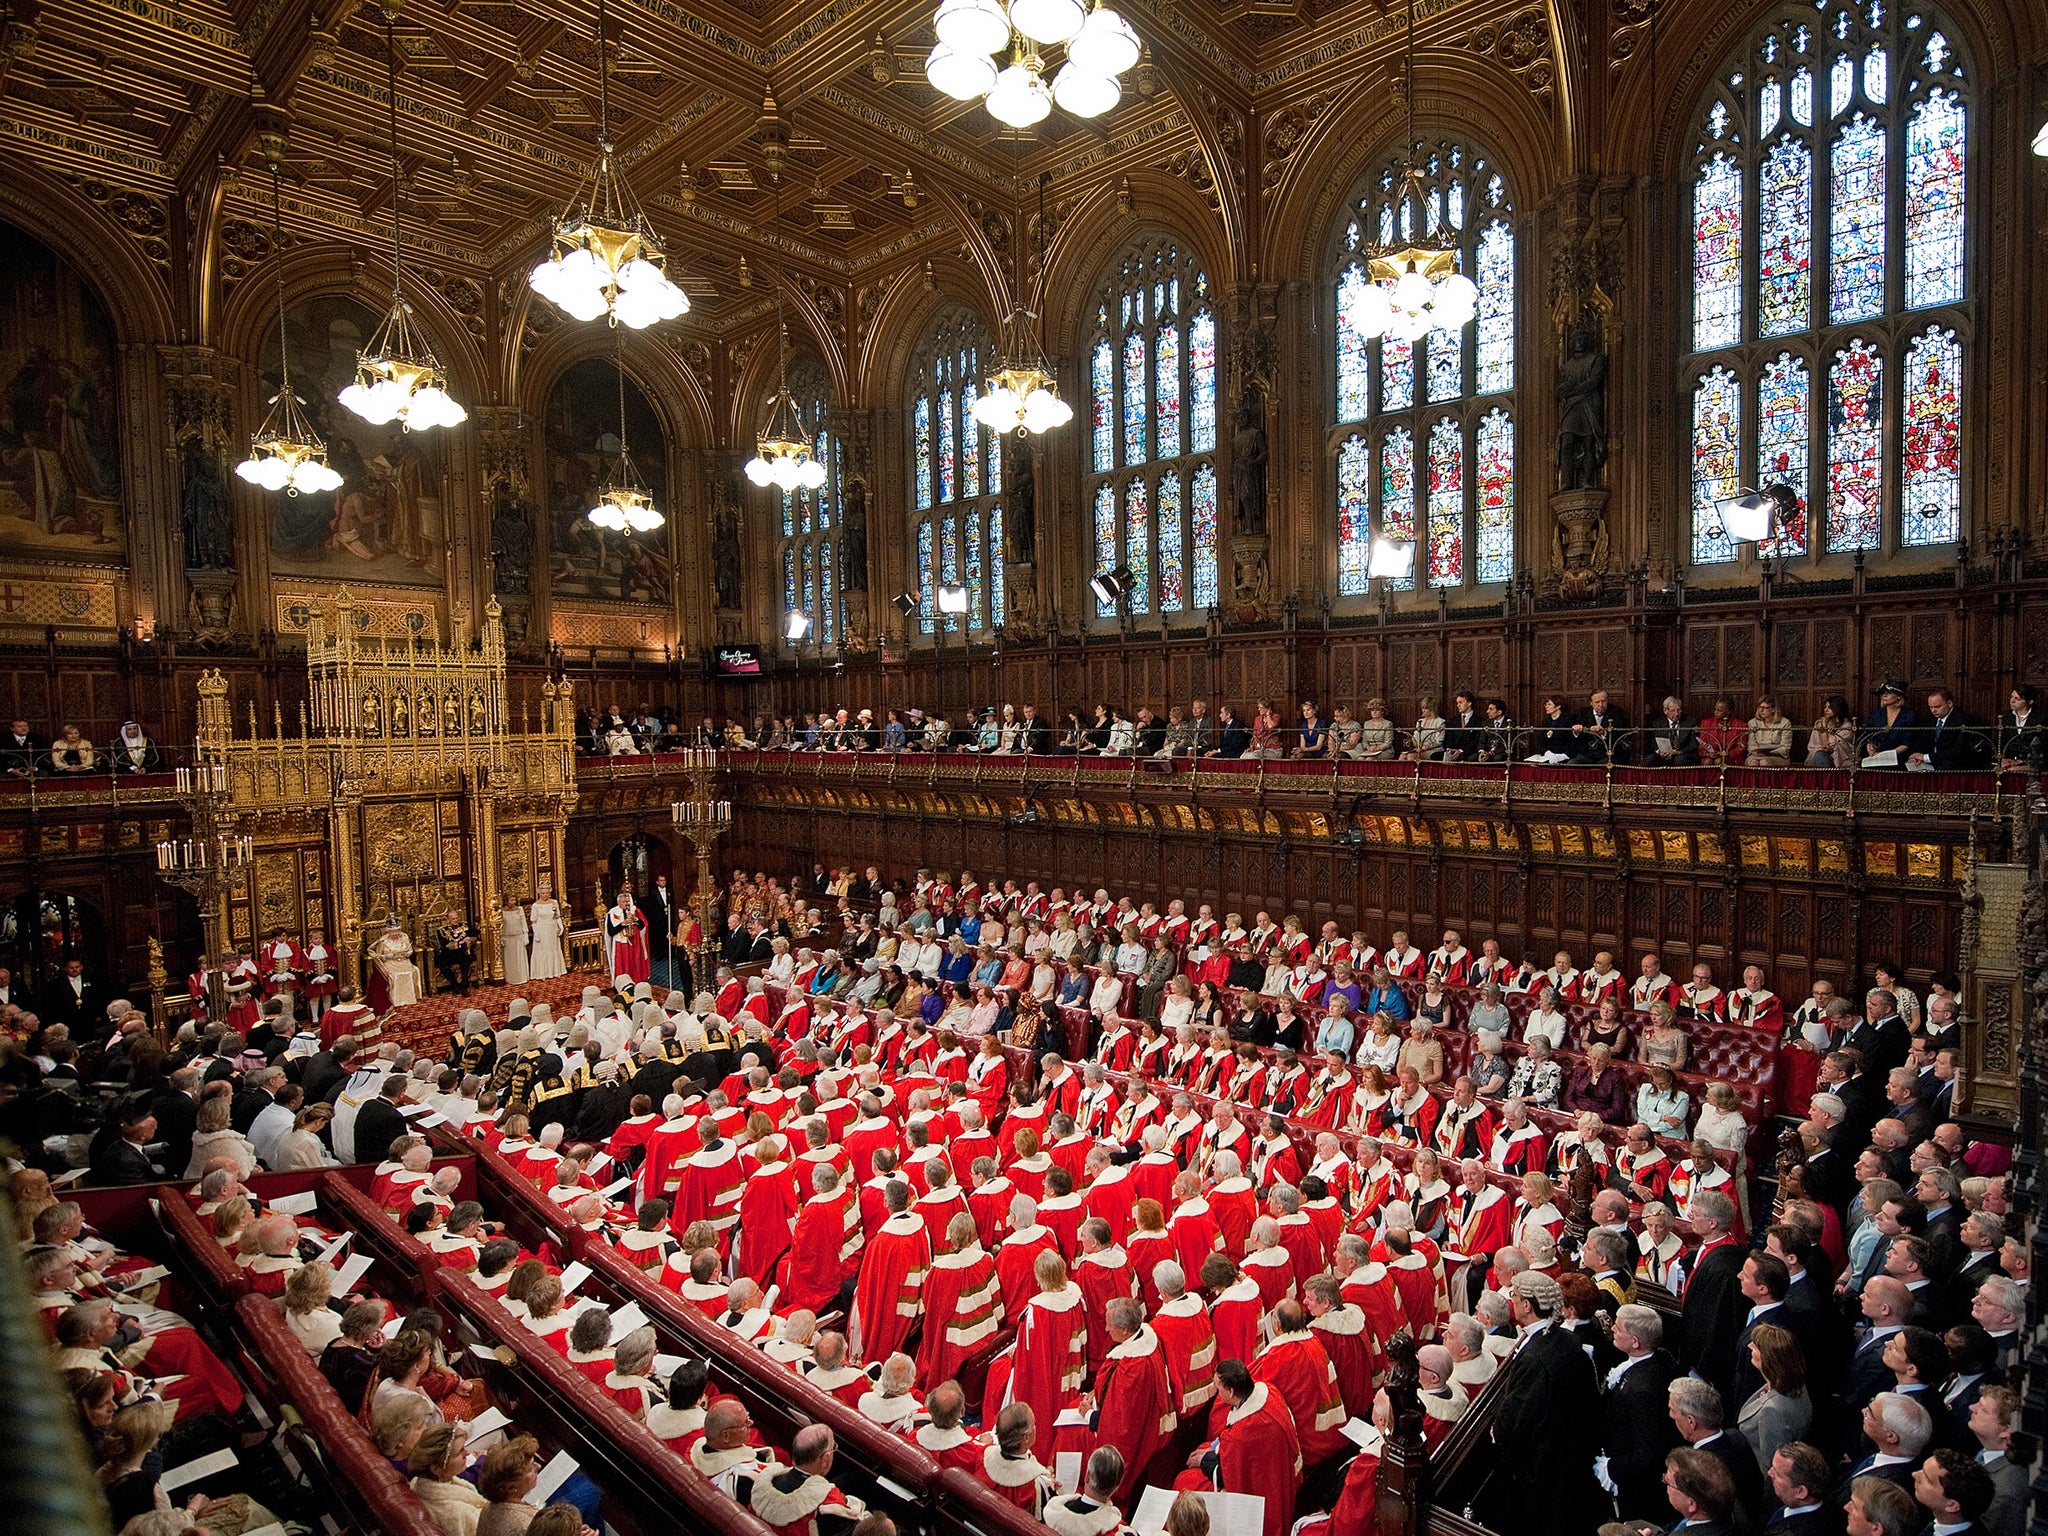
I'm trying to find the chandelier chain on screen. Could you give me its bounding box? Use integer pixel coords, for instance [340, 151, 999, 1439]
[385, 9, 404, 304]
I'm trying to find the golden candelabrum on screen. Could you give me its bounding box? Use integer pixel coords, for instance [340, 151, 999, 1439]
[154, 757, 250, 1020]
[671, 748, 731, 996]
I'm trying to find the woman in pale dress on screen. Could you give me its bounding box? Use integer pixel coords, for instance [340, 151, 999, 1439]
[373, 917, 423, 1007]
[526, 881, 566, 980]
[500, 899, 530, 988]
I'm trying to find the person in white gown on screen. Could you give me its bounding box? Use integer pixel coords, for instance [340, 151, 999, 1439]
[527, 880, 567, 980]
[501, 899, 530, 987]
[372, 917, 423, 1008]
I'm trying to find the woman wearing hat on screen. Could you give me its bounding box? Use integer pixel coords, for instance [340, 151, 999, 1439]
[1861, 677, 1920, 764]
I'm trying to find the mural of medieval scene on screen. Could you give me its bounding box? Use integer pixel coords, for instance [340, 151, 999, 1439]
[543, 356, 671, 606]
[0, 224, 125, 561]
[262, 294, 447, 587]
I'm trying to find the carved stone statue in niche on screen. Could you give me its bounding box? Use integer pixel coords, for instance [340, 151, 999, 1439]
[1556, 322, 1608, 491]
[1006, 439, 1036, 560]
[840, 476, 868, 591]
[711, 483, 744, 612]
[489, 486, 534, 642]
[1231, 385, 1269, 536]
[180, 438, 233, 571]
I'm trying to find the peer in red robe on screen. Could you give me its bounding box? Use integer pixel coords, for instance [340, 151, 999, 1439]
[1253, 1317, 1349, 1464]
[917, 1230, 1003, 1391]
[1074, 1240, 1138, 1379]
[674, 1137, 747, 1246]
[1175, 1377, 1301, 1536]
[996, 1222, 1058, 1311]
[738, 1152, 801, 1284]
[850, 1207, 930, 1363]
[1000, 1264, 1087, 1459]
[1077, 1320, 1175, 1501]
[1209, 1270, 1265, 1369]
[780, 1186, 856, 1314]
[1305, 1294, 1376, 1427]
[1151, 1288, 1219, 1418]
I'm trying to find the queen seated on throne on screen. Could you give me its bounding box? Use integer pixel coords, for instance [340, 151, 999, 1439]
[368, 914, 423, 1011]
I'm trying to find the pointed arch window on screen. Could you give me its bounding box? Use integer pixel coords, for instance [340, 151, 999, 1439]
[909, 310, 1005, 637]
[1685, 1, 1969, 566]
[1332, 138, 1517, 595]
[773, 358, 841, 649]
[1085, 239, 1219, 619]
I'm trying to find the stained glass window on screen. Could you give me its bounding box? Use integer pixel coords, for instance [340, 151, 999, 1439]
[1190, 308, 1218, 451]
[1155, 325, 1183, 460]
[1686, 2, 1968, 565]
[1191, 466, 1219, 609]
[1904, 90, 1965, 308]
[936, 383, 956, 503]
[1757, 354, 1812, 557]
[964, 512, 983, 620]
[1694, 152, 1744, 351]
[1425, 419, 1465, 586]
[1758, 138, 1812, 335]
[989, 506, 1005, 628]
[1382, 337, 1414, 411]
[1475, 223, 1514, 395]
[1380, 425, 1416, 592]
[1474, 410, 1514, 584]
[1093, 483, 1118, 617]
[917, 523, 935, 634]
[1337, 435, 1372, 596]
[909, 311, 1004, 635]
[1157, 473, 1185, 610]
[1123, 479, 1151, 615]
[1086, 241, 1217, 619]
[1692, 366, 1743, 566]
[1426, 323, 1462, 403]
[1121, 331, 1147, 467]
[959, 381, 980, 498]
[1900, 325, 1960, 546]
[1826, 339, 1884, 551]
[1829, 114, 1887, 323]
[772, 358, 839, 649]
[1336, 270, 1371, 422]
[1332, 135, 1515, 591]
[913, 398, 932, 510]
[1091, 340, 1114, 473]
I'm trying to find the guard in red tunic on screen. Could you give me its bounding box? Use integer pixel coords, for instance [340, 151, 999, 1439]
[605, 889, 652, 985]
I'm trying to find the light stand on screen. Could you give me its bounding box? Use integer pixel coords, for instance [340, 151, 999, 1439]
[670, 748, 732, 996]
[154, 759, 252, 1021]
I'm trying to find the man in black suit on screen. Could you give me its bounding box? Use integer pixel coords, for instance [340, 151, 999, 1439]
[350, 1073, 412, 1167]
[230, 1065, 279, 1135]
[87, 1100, 161, 1185]
[1211, 705, 1250, 758]
[40, 958, 103, 1036]
[645, 875, 676, 989]
[1480, 1271, 1605, 1536]
[1762, 1442, 1843, 1536]
[1907, 689, 1990, 772]
[1664, 1446, 1740, 1536]
[1670, 1376, 1767, 1526]
[1440, 690, 1484, 762]
[1911, 1447, 1997, 1536]
[1728, 1252, 1829, 1410]
[1572, 687, 1631, 762]
[1946, 1212, 2004, 1317]
[1846, 990, 1913, 1079]
[1916, 1167, 1965, 1277]
[746, 923, 775, 965]
[1648, 695, 1704, 767]
[722, 912, 751, 965]
[1880, 1066, 1936, 1147]
[1835, 1391, 1935, 1503]
[1681, 1191, 1750, 1391]
[1016, 704, 1049, 756]
[148, 1067, 203, 1178]
[1604, 1303, 1684, 1520]
[0, 719, 45, 776]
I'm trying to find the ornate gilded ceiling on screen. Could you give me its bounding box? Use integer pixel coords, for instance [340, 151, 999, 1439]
[0, 0, 1519, 338]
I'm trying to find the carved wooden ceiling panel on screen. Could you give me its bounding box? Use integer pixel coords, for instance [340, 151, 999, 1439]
[0, 0, 1529, 334]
